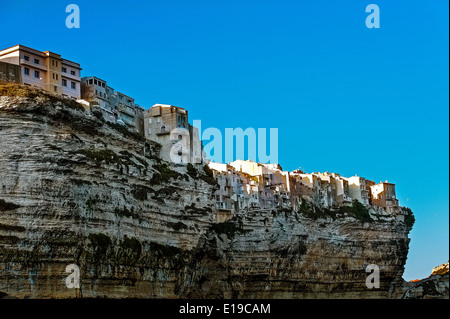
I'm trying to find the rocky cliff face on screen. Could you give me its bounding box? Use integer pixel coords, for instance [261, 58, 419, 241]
[400, 262, 449, 299]
[0, 85, 413, 298]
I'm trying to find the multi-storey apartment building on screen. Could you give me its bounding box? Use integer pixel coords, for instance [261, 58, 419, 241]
[144, 104, 203, 164]
[370, 181, 399, 209]
[81, 76, 144, 133]
[0, 45, 81, 99]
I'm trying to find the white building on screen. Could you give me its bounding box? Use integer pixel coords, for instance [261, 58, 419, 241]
[0, 44, 81, 99]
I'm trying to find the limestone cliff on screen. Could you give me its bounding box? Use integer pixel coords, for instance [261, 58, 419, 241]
[401, 262, 449, 299]
[0, 85, 413, 298]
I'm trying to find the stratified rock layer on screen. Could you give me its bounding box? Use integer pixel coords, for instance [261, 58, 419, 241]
[0, 89, 413, 298]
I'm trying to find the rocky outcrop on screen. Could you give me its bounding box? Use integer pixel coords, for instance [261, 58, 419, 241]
[400, 262, 449, 299]
[0, 85, 414, 298]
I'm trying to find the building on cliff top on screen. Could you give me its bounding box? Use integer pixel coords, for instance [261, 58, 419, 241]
[80, 76, 145, 134]
[370, 181, 399, 211]
[0, 44, 81, 99]
[208, 160, 400, 214]
[144, 104, 205, 164]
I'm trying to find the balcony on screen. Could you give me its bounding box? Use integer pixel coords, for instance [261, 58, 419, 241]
[20, 58, 48, 71]
[156, 127, 170, 135]
[118, 104, 136, 117]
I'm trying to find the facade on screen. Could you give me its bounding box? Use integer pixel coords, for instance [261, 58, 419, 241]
[144, 104, 203, 164]
[344, 175, 371, 206]
[370, 181, 399, 209]
[80, 76, 144, 133]
[208, 160, 400, 216]
[0, 45, 81, 99]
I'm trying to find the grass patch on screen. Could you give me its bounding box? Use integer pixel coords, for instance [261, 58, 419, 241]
[0, 84, 85, 112]
[299, 199, 372, 222]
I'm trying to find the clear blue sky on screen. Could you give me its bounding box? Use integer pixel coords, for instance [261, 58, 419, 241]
[0, 0, 448, 281]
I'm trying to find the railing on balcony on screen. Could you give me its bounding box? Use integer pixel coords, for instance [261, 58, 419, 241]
[19, 59, 48, 71]
[118, 104, 136, 117]
[156, 127, 170, 135]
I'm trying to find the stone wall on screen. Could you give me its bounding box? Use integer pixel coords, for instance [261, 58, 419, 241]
[0, 61, 21, 84]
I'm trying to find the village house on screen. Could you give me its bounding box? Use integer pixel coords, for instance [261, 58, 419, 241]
[144, 104, 204, 164]
[0, 44, 82, 99]
[80, 76, 145, 134]
[343, 175, 372, 206]
[0, 45, 402, 216]
[208, 162, 248, 222]
[370, 181, 399, 211]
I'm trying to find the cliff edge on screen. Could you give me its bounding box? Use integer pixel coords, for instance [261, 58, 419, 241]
[0, 85, 413, 298]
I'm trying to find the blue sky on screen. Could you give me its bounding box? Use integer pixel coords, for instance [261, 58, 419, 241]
[0, 0, 448, 281]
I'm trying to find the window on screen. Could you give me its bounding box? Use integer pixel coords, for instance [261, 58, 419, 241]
[24, 55, 29, 61]
[157, 117, 161, 123]
[56, 74, 58, 80]
[70, 70, 76, 76]
[54, 86, 57, 92]
[148, 128, 152, 135]
[62, 79, 67, 87]
[24, 68, 30, 76]
[62, 67, 67, 73]
[34, 70, 40, 79]
[148, 118, 152, 124]
[34, 58, 39, 64]
[71, 82, 76, 89]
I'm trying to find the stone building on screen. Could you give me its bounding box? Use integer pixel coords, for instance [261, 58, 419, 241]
[144, 104, 203, 164]
[0, 44, 81, 99]
[80, 76, 144, 133]
[0, 61, 21, 83]
[343, 175, 371, 206]
[370, 181, 399, 209]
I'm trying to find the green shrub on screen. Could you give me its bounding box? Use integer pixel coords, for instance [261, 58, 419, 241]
[106, 122, 145, 143]
[75, 148, 120, 166]
[404, 208, 415, 228]
[151, 163, 182, 184]
[92, 109, 104, 122]
[186, 163, 197, 178]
